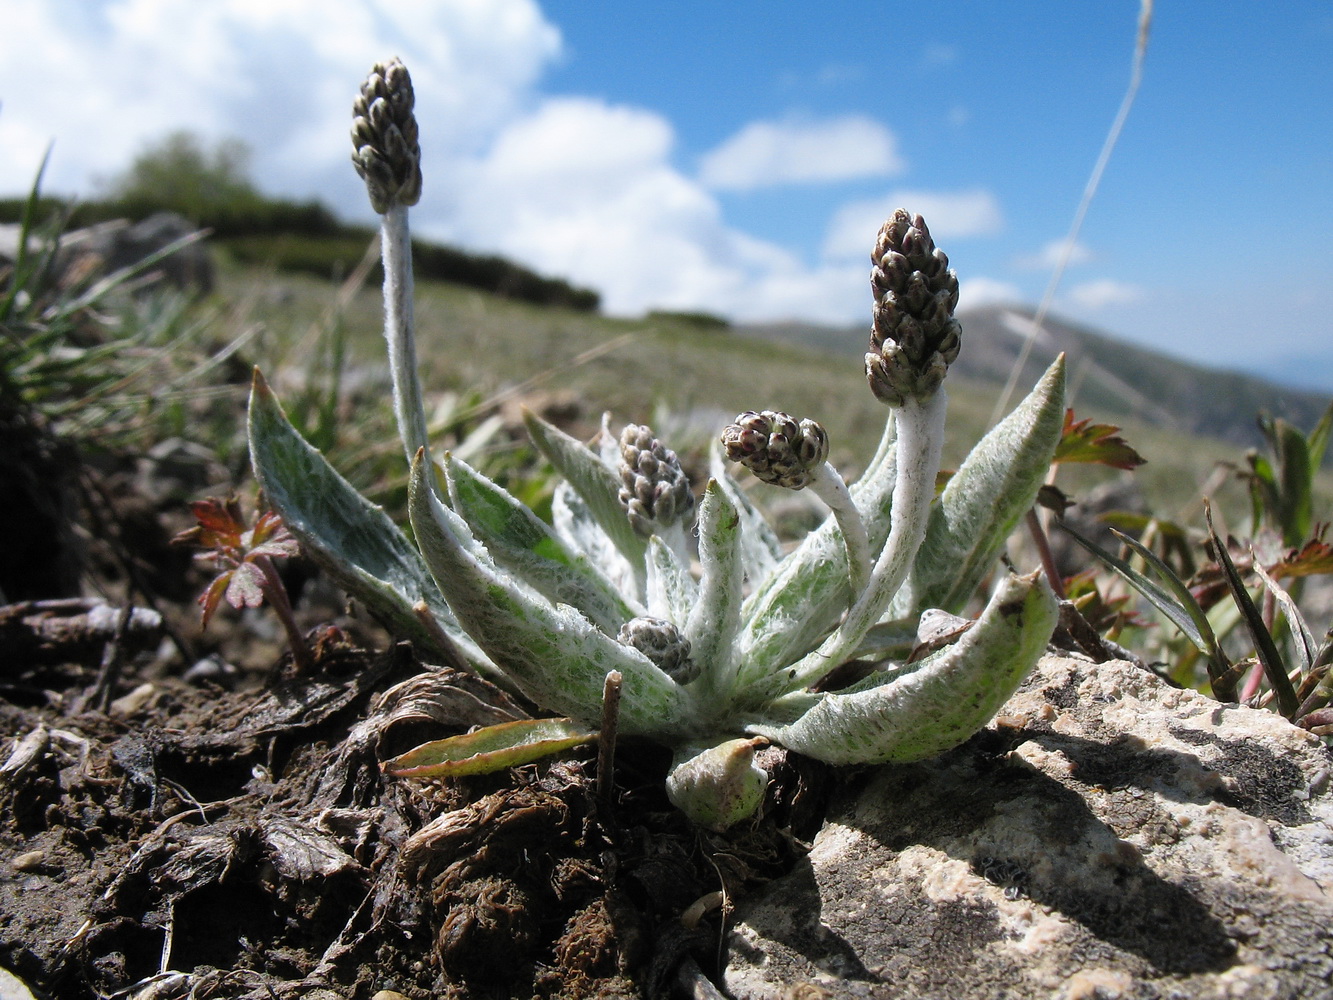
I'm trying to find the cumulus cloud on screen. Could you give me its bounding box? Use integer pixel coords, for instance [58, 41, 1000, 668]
[1013, 238, 1092, 272]
[958, 277, 1025, 310]
[445, 97, 867, 321]
[822, 189, 1004, 261]
[698, 116, 904, 191]
[0, 2, 989, 328]
[1062, 279, 1144, 310]
[0, 0, 561, 205]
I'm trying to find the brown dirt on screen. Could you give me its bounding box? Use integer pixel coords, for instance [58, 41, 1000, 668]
[0, 463, 827, 1000]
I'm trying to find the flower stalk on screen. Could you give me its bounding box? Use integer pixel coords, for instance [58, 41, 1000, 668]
[722, 410, 870, 595]
[352, 58, 430, 466]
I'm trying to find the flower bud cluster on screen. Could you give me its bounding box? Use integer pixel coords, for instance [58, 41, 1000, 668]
[721, 410, 829, 490]
[617, 424, 695, 536]
[866, 210, 961, 406]
[351, 58, 423, 214]
[617, 616, 698, 683]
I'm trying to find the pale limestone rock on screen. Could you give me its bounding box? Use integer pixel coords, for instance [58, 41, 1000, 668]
[725, 655, 1333, 1000]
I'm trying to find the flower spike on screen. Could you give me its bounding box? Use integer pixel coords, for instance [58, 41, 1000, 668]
[351, 58, 423, 214]
[618, 423, 695, 536]
[866, 209, 961, 406]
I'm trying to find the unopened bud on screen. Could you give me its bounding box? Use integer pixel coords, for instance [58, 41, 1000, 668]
[617, 424, 694, 536]
[351, 58, 423, 214]
[721, 410, 829, 490]
[866, 209, 962, 406]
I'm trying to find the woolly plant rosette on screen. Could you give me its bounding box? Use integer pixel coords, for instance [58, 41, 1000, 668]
[246, 59, 1066, 830]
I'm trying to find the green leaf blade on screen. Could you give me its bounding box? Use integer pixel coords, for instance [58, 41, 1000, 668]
[384, 718, 595, 778]
[523, 410, 647, 569]
[686, 480, 746, 700]
[408, 451, 685, 737]
[445, 454, 639, 634]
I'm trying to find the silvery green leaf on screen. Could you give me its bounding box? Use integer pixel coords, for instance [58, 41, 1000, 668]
[748, 572, 1057, 764]
[734, 439, 898, 689]
[598, 411, 621, 468]
[710, 438, 781, 582]
[665, 738, 769, 831]
[524, 409, 647, 569]
[645, 535, 698, 626]
[552, 480, 636, 595]
[247, 370, 493, 675]
[444, 454, 641, 634]
[891, 356, 1066, 618]
[408, 452, 685, 738]
[686, 480, 745, 701]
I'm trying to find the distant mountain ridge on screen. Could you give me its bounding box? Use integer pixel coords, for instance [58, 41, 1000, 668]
[737, 304, 1331, 452]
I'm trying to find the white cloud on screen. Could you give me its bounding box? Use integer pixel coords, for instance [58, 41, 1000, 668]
[698, 116, 904, 192]
[822, 189, 1004, 261]
[1061, 279, 1144, 310]
[1014, 238, 1092, 272]
[0, 0, 561, 204]
[0, 2, 991, 329]
[444, 97, 868, 322]
[958, 277, 1024, 310]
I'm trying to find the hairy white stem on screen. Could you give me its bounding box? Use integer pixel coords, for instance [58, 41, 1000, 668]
[381, 203, 431, 467]
[782, 390, 948, 692]
[807, 462, 870, 598]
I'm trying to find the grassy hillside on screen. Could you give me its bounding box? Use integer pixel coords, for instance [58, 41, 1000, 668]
[738, 306, 1333, 454]
[229, 264, 1313, 528]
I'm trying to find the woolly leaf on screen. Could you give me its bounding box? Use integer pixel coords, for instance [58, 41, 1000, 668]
[444, 453, 639, 634]
[686, 481, 745, 700]
[247, 369, 492, 673]
[892, 356, 1066, 617]
[710, 439, 781, 583]
[408, 451, 685, 738]
[748, 572, 1057, 764]
[645, 535, 698, 626]
[734, 439, 899, 688]
[523, 409, 647, 569]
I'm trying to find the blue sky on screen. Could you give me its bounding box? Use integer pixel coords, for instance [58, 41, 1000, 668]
[4, 1, 1332, 391]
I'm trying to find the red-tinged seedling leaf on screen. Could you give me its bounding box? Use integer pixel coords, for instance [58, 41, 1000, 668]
[1054, 410, 1147, 470]
[249, 510, 288, 547]
[224, 559, 267, 610]
[383, 718, 597, 778]
[1270, 530, 1333, 580]
[188, 497, 245, 541]
[1064, 569, 1148, 633]
[198, 572, 232, 629]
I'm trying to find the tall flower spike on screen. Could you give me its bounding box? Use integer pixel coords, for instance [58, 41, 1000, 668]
[865, 209, 961, 406]
[721, 410, 829, 490]
[618, 424, 695, 536]
[351, 58, 423, 214]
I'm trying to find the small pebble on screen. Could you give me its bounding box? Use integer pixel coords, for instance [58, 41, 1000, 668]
[109, 683, 156, 717]
[11, 850, 44, 872]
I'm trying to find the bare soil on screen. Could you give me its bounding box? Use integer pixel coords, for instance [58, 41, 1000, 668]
[0, 459, 826, 1000]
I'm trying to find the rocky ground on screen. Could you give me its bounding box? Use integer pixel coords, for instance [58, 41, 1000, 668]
[0, 447, 827, 1000]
